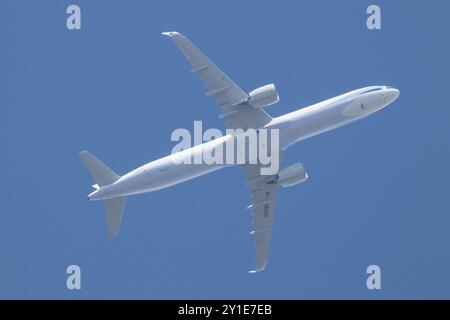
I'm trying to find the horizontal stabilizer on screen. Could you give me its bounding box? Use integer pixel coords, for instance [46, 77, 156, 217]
[79, 150, 120, 187]
[80, 150, 126, 237]
[104, 196, 126, 237]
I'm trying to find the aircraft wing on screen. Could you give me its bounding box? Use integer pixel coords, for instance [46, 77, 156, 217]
[242, 150, 283, 273]
[162, 31, 272, 129]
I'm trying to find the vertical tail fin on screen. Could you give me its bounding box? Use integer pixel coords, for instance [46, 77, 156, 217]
[79, 150, 126, 237]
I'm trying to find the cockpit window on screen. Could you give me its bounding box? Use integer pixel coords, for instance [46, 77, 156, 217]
[361, 87, 383, 94]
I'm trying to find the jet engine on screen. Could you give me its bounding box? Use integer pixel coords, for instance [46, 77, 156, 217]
[248, 84, 279, 109]
[275, 163, 308, 187]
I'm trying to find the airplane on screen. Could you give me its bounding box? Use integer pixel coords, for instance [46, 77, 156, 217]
[80, 31, 400, 273]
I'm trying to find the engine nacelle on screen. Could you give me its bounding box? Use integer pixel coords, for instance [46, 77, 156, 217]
[275, 163, 308, 187]
[248, 83, 279, 109]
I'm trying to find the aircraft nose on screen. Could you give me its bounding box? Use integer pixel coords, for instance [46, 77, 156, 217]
[383, 88, 400, 105]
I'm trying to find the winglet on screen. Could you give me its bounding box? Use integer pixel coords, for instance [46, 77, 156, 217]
[248, 262, 267, 273]
[248, 266, 266, 274]
[161, 31, 179, 37]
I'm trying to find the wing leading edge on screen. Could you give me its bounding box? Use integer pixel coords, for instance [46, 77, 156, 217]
[242, 150, 283, 273]
[162, 31, 272, 129]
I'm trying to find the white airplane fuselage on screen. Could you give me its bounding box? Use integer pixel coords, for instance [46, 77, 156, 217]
[88, 86, 399, 201]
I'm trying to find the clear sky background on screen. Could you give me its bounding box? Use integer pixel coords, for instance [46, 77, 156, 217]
[1, 0, 450, 299]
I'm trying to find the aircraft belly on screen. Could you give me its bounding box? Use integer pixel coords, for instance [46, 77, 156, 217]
[146, 162, 226, 191]
[283, 102, 356, 147]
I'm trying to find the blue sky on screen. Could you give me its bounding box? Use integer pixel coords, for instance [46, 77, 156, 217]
[1, 0, 450, 299]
